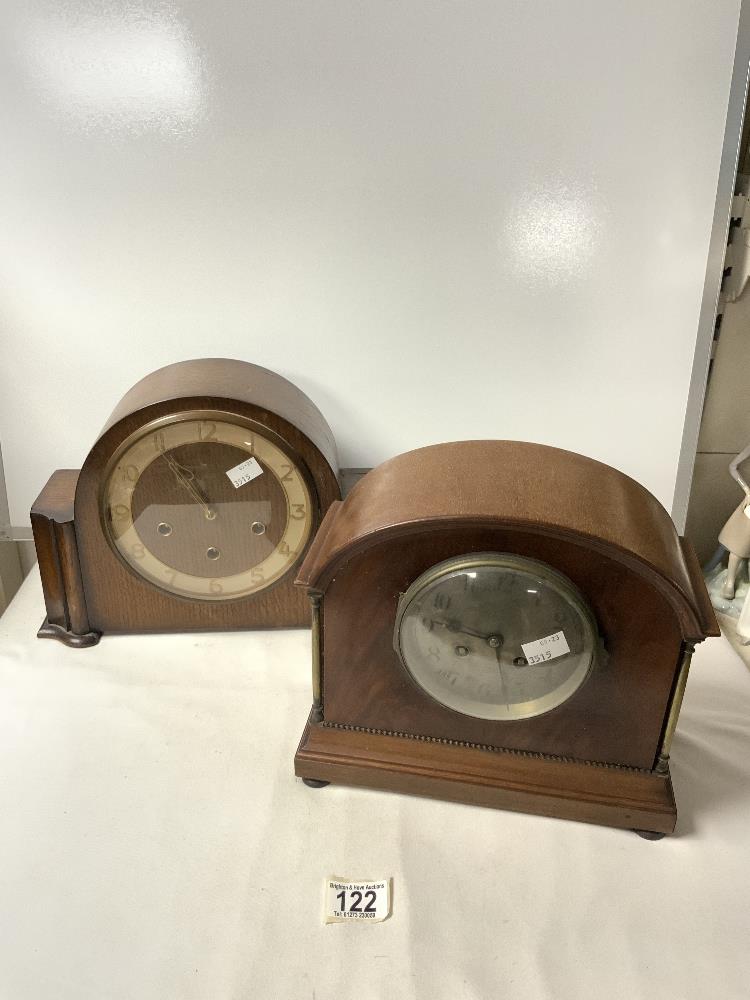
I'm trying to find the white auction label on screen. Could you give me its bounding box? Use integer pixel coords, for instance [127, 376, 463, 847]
[225, 456, 263, 489]
[324, 877, 391, 924]
[521, 630, 570, 665]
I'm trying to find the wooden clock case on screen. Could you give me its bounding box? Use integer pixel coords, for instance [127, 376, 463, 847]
[294, 441, 719, 836]
[31, 359, 340, 646]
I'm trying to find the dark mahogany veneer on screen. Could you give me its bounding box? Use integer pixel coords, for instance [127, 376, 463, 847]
[294, 440, 718, 836]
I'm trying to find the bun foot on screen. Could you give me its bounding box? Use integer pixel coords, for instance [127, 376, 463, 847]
[302, 777, 330, 789]
[633, 829, 666, 840]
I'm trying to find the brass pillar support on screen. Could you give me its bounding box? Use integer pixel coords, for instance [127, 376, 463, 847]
[655, 642, 695, 774]
[310, 591, 323, 723]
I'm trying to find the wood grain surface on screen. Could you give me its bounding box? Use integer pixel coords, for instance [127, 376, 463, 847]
[320, 528, 685, 770]
[33, 360, 340, 639]
[31, 470, 97, 644]
[295, 714, 678, 835]
[294, 439, 718, 832]
[297, 440, 718, 639]
[101, 358, 338, 477]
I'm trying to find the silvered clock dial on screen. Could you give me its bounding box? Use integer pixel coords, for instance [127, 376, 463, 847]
[394, 553, 598, 721]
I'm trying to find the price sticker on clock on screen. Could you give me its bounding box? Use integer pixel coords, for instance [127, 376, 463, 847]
[324, 877, 392, 924]
[226, 456, 264, 489]
[521, 630, 571, 665]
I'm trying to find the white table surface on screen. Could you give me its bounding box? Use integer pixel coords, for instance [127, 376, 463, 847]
[1, 569, 748, 1000]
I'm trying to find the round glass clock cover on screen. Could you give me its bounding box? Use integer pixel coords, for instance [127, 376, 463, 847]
[102, 414, 313, 600]
[394, 553, 598, 720]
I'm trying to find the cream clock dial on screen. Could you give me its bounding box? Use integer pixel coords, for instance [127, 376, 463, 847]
[102, 414, 313, 600]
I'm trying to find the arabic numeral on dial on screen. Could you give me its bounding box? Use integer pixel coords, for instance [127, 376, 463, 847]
[123, 464, 139, 482]
[209, 579, 223, 595]
[279, 541, 292, 557]
[112, 504, 130, 520]
[280, 463, 294, 482]
[428, 645, 441, 662]
[251, 567, 265, 584]
[131, 543, 145, 560]
[199, 421, 217, 442]
[290, 504, 306, 520]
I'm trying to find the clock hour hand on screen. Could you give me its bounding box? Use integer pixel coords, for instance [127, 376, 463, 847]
[163, 453, 217, 520]
[430, 619, 502, 644]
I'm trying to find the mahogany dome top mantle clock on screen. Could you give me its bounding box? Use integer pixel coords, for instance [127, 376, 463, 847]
[294, 440, 719, 837]
[31, 358, 340, 646]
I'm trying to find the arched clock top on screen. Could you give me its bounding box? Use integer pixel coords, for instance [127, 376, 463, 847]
[31, 357, 341, 643]
[296, 440, 718, 641]
[95, 358, 338, 475]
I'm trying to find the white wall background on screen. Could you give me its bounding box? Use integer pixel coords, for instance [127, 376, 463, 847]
[0, 0, 742, 528]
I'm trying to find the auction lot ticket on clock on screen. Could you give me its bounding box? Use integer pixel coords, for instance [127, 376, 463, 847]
[324, 877, 392, 923]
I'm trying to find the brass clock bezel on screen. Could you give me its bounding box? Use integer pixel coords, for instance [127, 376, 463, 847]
[98, 407, 318, 603]
[393, 551, 599, 721]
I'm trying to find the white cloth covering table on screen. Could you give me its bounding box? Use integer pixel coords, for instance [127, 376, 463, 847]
[0, 569, 748, 1000]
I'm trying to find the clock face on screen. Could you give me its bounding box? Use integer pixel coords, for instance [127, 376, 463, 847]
[394, 553, 597, 721]
[102, 414, 313, 600]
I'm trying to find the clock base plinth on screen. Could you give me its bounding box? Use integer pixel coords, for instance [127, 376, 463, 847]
[294, 714, 677, 836]
[37, 617, 101, 649]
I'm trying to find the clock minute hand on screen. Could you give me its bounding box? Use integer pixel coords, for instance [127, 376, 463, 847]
[163, 454, 216, 520]
[164, 454, 205, 506]
[496, 647, 510, 710]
